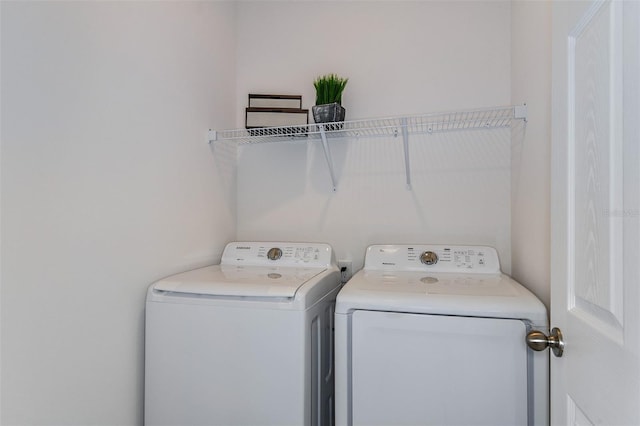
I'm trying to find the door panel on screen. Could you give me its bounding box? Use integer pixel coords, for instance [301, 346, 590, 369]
[551, 1, 640, 424]
[570, 0, 624, 338]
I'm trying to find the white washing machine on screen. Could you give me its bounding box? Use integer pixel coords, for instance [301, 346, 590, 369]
[335, 244, 548, 426]
[145, 242, 341, 426]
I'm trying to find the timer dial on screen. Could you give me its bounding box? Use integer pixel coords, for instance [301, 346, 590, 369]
[267, 247, 283, 261]
[420, 251, 439, 266]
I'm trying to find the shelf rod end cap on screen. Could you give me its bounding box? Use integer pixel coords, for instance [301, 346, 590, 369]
[514, 105, 528, 122]
[207, 129, 217, 144]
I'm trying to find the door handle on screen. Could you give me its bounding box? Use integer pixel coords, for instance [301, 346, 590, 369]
[526, 327, 564, 357]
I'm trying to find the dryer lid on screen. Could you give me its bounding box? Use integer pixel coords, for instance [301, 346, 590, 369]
[152, 265, 326, 298]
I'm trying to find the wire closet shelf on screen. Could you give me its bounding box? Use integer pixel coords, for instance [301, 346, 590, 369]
[209, 105, 526, 145]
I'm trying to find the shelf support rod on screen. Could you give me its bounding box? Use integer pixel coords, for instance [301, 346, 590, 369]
[318, 125, 338, 192]
[401, 118, 411, 190]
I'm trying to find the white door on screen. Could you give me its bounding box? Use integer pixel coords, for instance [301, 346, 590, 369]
[551, 1, 640, 425]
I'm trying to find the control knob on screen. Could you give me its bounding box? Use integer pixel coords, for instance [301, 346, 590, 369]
[267, 247, 283, 261]
[420, 251, 438, 266]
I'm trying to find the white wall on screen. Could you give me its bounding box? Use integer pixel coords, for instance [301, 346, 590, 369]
[0, 1, 554, 424]
[510, 0, 552, 308]
[0, 2, 236, 425]
[235, 1, 514, 273]
[235, 1, 511, 123]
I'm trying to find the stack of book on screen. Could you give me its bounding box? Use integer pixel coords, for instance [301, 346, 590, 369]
[245, 94, 308, 136]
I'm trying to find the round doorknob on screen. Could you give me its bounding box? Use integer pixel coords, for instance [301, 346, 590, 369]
[526, 327, 564, 357]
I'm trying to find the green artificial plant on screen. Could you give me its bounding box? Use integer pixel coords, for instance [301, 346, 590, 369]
[313, 74, 349, 105]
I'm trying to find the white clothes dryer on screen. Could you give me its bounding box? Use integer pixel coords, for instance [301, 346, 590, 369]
[335, 244, 548, 426]
[145, 242, 341, 426]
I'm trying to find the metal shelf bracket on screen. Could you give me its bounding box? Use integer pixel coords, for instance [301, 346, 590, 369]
[318, 125, 338, 192]
[400, 117, 411, 190]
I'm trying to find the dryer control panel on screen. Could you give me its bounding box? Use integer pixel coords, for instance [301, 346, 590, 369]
[221, 242, 334, 268]
[364, 245, 500, 273]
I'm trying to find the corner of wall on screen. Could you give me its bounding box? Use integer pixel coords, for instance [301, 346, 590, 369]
[510, 0, 552, 309]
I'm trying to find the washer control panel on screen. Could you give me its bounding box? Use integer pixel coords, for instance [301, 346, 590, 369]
[364, 245, 500, 273]
[221, 242, 334, 267]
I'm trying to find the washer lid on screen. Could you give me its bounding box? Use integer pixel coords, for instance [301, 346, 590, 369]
[153, 265, 326, 298]
[336, 270, 548, 326]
